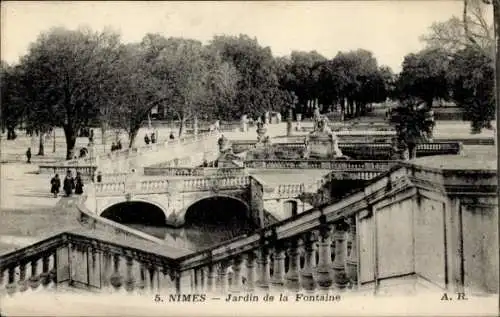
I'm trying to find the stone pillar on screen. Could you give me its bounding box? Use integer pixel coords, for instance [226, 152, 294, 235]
[315, 225, 333, 290]
[216, 261, 230, 295]
[29, 259, 40, 290]
[256, 248, 271, 290]
[287, 108, 293, 136]
[206, 264, 217, 293]
[193, 116, 199, 136]
[18, 262, 28, 292]
[149, 267, 158, 293]
[109, 254, 123, 291]
[125, 255, 135, 293]
[40, 255, 51, 287]
[285, 238, 301, 292]
[245, 251, 257, 291]
[346, 217, 358, 288]
[332, 220, 349, 290]
[300, 232, 317, 292]
[6, 267, 17, 295]
[101, 252, 112, 290]
[270, 245, 286, 291]
[230, 255, 243, 293]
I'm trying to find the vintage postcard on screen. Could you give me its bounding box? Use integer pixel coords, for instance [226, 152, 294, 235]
[0, 1, 498, 316]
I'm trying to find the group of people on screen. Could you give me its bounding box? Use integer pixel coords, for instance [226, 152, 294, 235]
[110, 140, 123, 152]
[50, 170, 84, 198]
[144, 132, 157, 145]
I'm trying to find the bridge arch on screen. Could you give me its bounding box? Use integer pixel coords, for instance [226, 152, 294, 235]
[99, 199, 168, 226]
[182, 195, 255, 227]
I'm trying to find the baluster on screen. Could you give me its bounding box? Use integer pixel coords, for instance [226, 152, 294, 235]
[206, 264, 217, 293]
[229, 255, 243, 293]
[285, 238, 301, 292]
[270, 244, 286, 291]
[256, 247, 271, 291]
[346, 217, 358, 289]
[101, 251, 112, 290]
[216, 261, 230, 295]
[332, 220, 349, 290]
[300, 232, 317, 292]
[245, 251, 257, 291]
[315, 224, 333, 290]
[149, 266, 159, 293]
[124, 254, 135, 293]
[136, 263, 146, 294]
[109, 254, 123, 291]
[29, 258, 40, 290]
[18, 262, 28, 292]
[6, 266, 17, 295]
[39, 254, 51, 287]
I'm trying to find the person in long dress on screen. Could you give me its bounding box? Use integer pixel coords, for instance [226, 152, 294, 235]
[50, 174, 61, 198]
[75, 172, 84, 195]
[63, 170, 75, 197]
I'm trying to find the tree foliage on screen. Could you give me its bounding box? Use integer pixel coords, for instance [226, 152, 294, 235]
[449, 46, 495, 132]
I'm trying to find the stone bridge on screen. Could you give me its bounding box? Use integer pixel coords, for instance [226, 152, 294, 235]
[84, 171, 325, 228]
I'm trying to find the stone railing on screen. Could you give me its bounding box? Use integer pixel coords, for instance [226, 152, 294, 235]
[244, 159, 398, 170]
[94, 175, 252, 196]
[416, 142, 462, 155]
[58, 131, 219, 168]
[181, 176, 251, 192]
[37, 165, 98, 180]
[94, 182, 126, 195]
[1, 163, 497, 296]
[0, 231, 181, 296]
[144, 167, 205, 177]
[143, 167, 246, 177]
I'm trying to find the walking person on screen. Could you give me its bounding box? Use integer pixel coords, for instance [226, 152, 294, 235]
[50, 174, 61, 198]
[26, 147, 31, 164]
[63, 170, 75, 197]
[75, 172, 84, 195]
[144, 134, 150, 145]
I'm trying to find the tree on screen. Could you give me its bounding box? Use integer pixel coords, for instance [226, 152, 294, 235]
[104, 43, 173, 148]
[279, 51, 327, 114]
[420, 0, 493, 55]
[0, 62, 24, 140]
[396, 48, 451, 110]
[390, 98, 435, 159]
[449, 46, 495, 132]
[153, 38, 213, 137]
[19, 27, 123, 159]
[209, 35, 285, 118]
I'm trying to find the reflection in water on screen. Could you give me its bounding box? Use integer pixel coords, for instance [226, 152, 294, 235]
[104, 197, 257, 252]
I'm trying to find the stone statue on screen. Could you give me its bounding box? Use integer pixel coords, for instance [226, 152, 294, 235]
[240, 115, 248, 132]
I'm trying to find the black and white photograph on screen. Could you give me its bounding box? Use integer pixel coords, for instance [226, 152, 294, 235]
[0, 1, 498, 316]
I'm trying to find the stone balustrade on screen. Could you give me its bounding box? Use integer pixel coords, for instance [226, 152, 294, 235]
[56, 131, 219, 169]
[94, 182, 126, 195]
[143, 167, 247, 177]
[1, 163, 497, 296]
[181, 176, 251, 192]
[144, 167, 205, 177]
[0, 232, 180, 296]
[38, 165, 98, 177]
[244, 159, 398, 170]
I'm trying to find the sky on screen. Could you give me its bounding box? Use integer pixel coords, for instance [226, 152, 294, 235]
[1, 1, 469, 73]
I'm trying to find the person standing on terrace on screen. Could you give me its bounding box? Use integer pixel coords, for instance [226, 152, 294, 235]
[50, 174, 61, 198]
